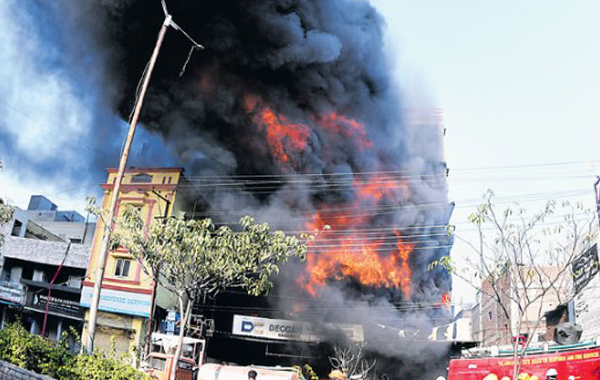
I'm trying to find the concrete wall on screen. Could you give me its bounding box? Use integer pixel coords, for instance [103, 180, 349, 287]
[1, 236, 89, 269]
[0, 360, 56, 380]
[478, 267, 568, 346]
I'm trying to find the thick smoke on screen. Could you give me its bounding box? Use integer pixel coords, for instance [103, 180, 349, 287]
[88, 1, 454, 375]
[5, 0, 453, 377]
[89, 0, 451, 293]
[97, 0, 403, 172]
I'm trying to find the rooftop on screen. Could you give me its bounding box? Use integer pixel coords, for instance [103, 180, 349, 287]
[1, 236, 89, 269]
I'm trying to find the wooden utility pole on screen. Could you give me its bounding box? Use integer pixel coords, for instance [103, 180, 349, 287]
[85, 14, 172, 354]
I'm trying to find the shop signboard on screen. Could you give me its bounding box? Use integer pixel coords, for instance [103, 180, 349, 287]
[232, 315, 364, 343]
[30, 294, 82, 316]
[0, 281, 26, 305]
[80, 286, 151, 318]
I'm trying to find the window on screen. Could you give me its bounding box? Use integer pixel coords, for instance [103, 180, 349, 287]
[67, 275, 82, 288]
[148, 357, 166, 371]
[1, 268, 10, 282]
[114, 259, 131, 278]
[488, 311, 493, 320]
[32, 269, 46, 282]
[118, 203, 142, 218]
[11, 220, 22, 237]
[131, 173, 153, 183]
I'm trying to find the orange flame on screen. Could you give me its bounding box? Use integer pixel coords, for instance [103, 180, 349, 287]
[441, 292, 451, 310]
[245, 96, 311, 169]
[245, 96, 376, 169]
[243, 97, 414, 299]
[321, 113, 373, 150]
[302, 229, 413, 299]
[301, 177, 413, 299]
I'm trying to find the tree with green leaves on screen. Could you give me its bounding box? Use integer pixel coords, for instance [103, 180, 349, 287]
[430, 190, 597, 379]
[0, 160, 15, 248]
[0, 322, 151, 380]
[116, 206, 314, 380]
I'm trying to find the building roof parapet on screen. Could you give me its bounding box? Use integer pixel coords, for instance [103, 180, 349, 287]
[1, 236, 89, 269]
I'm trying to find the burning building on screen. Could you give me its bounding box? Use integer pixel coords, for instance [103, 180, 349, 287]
[185, 106, 454, 378]
[100, 0, 453, 377]
[3, 0, 455, 377]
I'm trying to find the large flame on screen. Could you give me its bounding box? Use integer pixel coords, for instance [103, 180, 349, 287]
[301, 178, 413, 299]
[245, 95, 311, 169]
[245, 96, 414, 299]
[302, 226, 414, 299]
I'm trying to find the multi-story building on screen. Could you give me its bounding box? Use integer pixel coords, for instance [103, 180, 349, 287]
[476, 267, 567, 347]
[0, 200, 89, 344]
[24, 195, 95, 244]
[80, 168, 186, 354]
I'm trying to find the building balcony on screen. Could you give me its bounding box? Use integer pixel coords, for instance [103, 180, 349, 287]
[20, 279, 82, 295]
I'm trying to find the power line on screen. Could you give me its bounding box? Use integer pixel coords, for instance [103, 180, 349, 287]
[187, 189, 593, 221]
[183, 159, 600, 180]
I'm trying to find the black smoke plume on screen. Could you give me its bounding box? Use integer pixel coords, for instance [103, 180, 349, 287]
[93, 0, 451, 297]
[4, 0, 454, 377]
[92, 1, 454, 376]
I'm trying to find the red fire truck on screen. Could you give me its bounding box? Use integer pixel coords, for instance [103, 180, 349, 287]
[448, 339, 600, 379]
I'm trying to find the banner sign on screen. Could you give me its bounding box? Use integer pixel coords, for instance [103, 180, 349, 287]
[31, 294, 82, 316]
[80, 286, 151, 318]
[0, 281, 26, 305]
[573, 244, 600, 340]
[572, 245, 599, 294]
[232, 315, 364, 343]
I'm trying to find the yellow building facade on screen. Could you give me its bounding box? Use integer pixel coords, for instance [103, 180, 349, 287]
[80, 168, 185, 355]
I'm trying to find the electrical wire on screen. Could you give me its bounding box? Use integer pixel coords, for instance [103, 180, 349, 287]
[182, 159, 600, 180]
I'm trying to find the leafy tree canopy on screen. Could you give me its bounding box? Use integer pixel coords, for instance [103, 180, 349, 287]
[117, 207, 311, 299]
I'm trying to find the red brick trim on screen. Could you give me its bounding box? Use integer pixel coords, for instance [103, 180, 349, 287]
[106, 167, 184, 173]
[82, 281, 153, 295]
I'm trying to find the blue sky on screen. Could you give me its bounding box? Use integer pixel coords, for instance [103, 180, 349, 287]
[370, 0, 600, 304]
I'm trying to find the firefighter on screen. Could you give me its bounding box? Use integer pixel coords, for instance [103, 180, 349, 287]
[483, 374, 498, 380]
[530, 376, 540, 380]
[248, 370, 258, 380]
[329, 370, 347, 380]
[545, 369, 558, 380]
[500, 377, 510, 380]
[518, 373, 530, 380]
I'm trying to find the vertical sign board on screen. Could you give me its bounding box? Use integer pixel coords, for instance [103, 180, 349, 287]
[572, 244, 600, 341]
[232, 315, 364, 343]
